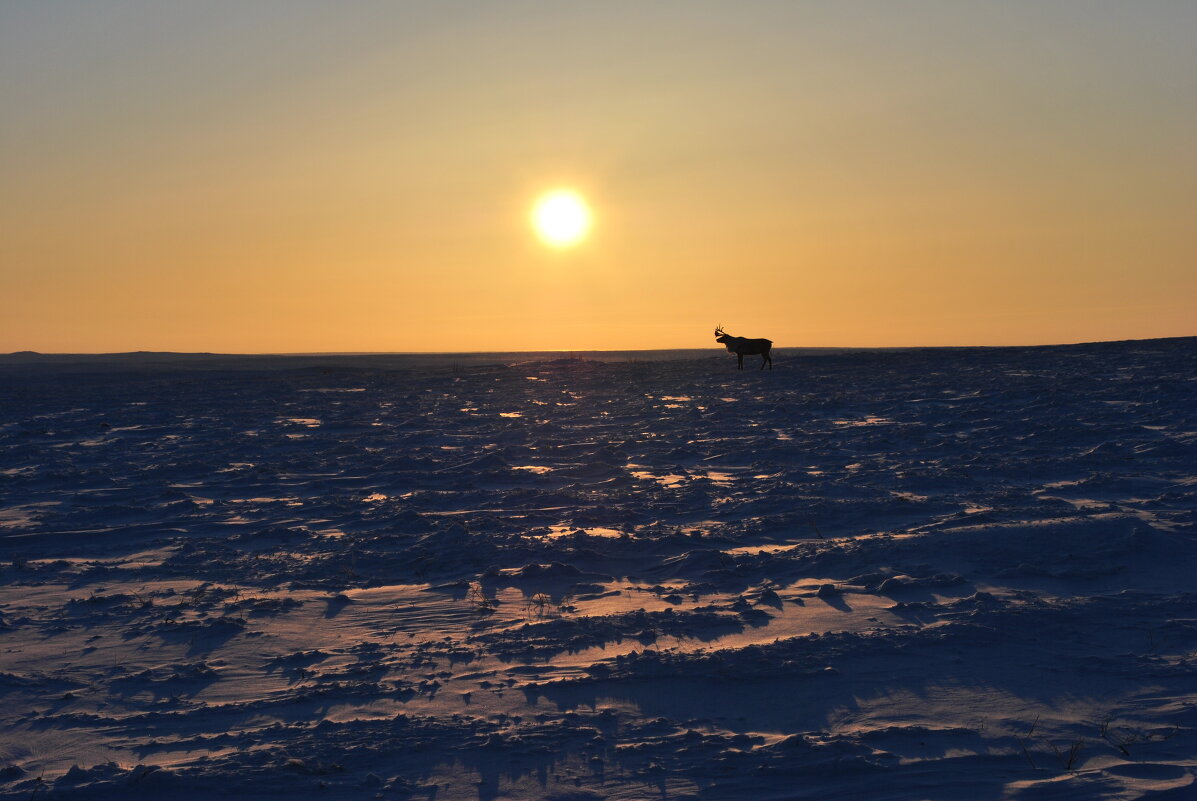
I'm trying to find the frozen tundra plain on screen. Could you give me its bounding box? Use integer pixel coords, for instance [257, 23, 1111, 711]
[1, 338, 1195, 800]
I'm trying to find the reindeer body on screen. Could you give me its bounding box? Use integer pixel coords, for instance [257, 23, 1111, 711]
[714, 326, 772, 370]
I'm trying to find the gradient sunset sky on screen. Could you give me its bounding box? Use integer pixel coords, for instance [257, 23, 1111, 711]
[3, 1, 1194, 353]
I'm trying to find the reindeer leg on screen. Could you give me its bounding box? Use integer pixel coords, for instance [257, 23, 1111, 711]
[737, 354, 744, 370]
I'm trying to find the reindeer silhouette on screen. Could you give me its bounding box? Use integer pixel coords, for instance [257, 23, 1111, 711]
[714, 325, 773, 370]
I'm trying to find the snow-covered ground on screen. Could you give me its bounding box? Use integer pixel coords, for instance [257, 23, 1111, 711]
[1, 338, 1195, 800]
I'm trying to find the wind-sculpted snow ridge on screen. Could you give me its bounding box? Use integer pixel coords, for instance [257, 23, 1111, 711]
[1, 338, 1195, 800]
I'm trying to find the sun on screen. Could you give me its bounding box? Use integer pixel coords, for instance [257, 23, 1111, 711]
[531, 190, 592, 247]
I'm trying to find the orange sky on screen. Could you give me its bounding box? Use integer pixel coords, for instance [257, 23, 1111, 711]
[2, 2, 1194, 352]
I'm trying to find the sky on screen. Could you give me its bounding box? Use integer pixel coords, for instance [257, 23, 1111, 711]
[2, 1, 1195, 353]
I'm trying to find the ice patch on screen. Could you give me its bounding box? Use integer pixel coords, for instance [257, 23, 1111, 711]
[629, 469, 687, 487]
[545, 525, 624, 539]
[833, 416, 894, 427]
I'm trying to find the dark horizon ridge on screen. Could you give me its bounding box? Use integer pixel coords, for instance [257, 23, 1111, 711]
[5, 334, 1194, 360]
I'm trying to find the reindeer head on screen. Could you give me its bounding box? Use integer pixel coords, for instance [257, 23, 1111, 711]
[714, 324, 728, 343]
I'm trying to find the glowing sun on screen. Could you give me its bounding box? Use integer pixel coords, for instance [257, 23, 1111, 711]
[531, 190, 591, 247]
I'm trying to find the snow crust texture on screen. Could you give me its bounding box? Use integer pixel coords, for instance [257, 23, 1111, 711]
[1, 339, 1195, 800]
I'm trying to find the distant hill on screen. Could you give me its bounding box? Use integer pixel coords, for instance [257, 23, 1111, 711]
[2, 336, 1193, 373]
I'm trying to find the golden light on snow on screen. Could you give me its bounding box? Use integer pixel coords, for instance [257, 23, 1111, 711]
[531, 190, 592, 248]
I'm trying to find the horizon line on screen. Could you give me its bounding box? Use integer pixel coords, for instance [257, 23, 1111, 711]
[5, 334, 1194, 358]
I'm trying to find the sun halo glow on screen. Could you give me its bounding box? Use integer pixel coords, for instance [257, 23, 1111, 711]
[531, 190, 591, 247]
